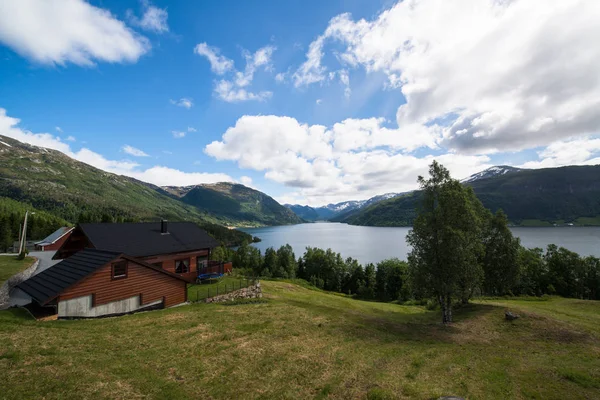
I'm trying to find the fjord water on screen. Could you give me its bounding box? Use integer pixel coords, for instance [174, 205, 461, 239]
[241, 222, 600, 265]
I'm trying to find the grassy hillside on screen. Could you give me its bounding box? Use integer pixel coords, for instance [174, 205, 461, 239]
[338, 165, 600, 226]
[0, 256, 35, 286]
[0, 135, 219, 224]
[164, 182, 303, 227]
[1, 281, 599, 399]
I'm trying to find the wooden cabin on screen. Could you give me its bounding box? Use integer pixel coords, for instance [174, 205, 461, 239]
[53, 221, 230, 282]
[15, 248, 188, 319]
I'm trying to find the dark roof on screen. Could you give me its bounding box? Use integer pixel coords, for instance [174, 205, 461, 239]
[16, 249, 120, 305]
[78, 222, 220, 257]
[16, 248, 189, 305]
[35, 227, 73, 246]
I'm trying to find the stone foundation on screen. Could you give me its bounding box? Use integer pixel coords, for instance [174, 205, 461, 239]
[205, 281, 262, 303]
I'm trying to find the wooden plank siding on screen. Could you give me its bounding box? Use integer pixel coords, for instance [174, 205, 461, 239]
[58, 258, 187, 308]
[141, 249, 210, 282]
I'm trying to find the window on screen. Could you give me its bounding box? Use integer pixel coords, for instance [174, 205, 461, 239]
[112, 261, 127, 279]
[197, 255, 208, 270]
[175, 258, 190, 274]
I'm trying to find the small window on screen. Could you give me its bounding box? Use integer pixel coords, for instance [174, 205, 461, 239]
[112, 261, 128, 279]
[197, 255, 208, 269]
[152, 262, 163, 269]
[175, 258, 190, 274]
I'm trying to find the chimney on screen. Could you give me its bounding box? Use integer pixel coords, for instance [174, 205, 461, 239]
[161, 219, 168, 234]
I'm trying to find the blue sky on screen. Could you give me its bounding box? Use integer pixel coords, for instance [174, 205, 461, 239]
[1, 0, 599, 206]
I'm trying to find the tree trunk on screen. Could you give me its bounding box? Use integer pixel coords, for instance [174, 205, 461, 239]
[439, 295, 447, 324]
[446, 295, 453, 323]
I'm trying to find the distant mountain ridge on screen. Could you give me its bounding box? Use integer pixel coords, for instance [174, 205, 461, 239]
[0, 135, 300, 234]
[285, 192, 404, 221]
[335, 164, 600, 227]
[163, 182, 302, 226]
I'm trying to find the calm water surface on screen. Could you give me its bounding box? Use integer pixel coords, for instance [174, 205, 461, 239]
[241, 223, 600, 265]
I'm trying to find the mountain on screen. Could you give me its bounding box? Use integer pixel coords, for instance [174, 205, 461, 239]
[461, 165, 522, 183]
[336, 165, 600, 227]
[286, 192, 403, 221]
[162, 183, 302, 226]
[0, 135, 298, 243]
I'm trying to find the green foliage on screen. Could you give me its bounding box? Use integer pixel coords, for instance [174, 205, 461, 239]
[482, 210, 521, 296]
[337, 164, 600, 226]
[210, 245, 234, 262]
[407, 161, 486, 323]
[374, 258, 409, 302]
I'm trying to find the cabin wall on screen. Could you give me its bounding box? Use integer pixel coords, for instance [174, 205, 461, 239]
[58, 258, 187, 316]
[142, 249, 210, 282]
[54, 227, 93, 259]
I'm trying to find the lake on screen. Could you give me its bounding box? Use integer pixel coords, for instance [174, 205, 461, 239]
[241, 223, 600, 265]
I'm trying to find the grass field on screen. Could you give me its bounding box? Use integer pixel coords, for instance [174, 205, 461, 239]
[1, 281, 599, 399]
[0, 256, 35, 286]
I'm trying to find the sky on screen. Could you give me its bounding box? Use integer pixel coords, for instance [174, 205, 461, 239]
[0, 0, 599, 207]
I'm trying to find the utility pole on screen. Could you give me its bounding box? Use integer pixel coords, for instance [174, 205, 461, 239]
[18, 211, 34, 254]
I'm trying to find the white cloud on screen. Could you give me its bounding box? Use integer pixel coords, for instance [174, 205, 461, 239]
[0, 107, 232, 187]
[127, 1, 169, 34]
[214, 80, 272, 103]
[122, 144, 149, 157]
[316, 99, 322, 105]
[171, 130, 186, 138]
[240, 176, 253, 187]
[338, 69, 351, 98]
[194, 43, 234, 75]
[195, 42, 276, 102]
[66, 136, 76, 142]
[169, 98, 193, 109]
[187, 127, 197, 132]
[0, 0, 150, 66]
[275, 72, 287, 83]
[205, 115, 453, 205]
[521, 137, 600, 169]
[295, 0, 600, 154]
[55, 126, 63, 133]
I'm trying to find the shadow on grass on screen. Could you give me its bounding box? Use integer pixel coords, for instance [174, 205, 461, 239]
[282, 296, 502, 345]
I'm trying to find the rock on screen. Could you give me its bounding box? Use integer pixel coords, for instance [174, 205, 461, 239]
[505, 311, 520, 321]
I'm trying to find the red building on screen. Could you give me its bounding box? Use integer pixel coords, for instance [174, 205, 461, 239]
[16, 248, 188, 319]
[34, 227, 74, 251]
[54, 221, 231, 282]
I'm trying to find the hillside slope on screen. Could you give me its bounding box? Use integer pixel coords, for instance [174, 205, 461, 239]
[0, 281, 598, 399]
[338, 165, 600, 226]
[163, 183, 303, 226]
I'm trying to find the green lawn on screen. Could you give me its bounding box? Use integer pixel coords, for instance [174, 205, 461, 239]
[1, 281, 599, 399]
[187, 276, 256, 302]
[0, 256, 35, 286]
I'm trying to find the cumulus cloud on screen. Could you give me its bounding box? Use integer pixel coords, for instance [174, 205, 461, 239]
[0, 108, 232, 186]
[122, 144, 149, 157]
[127, 0, 169, 34]
[66, 136, 76, 142]
[521, 137, 600, 169]
[195, 42, 276, 102]
[169, 98, 193, 109]
[0, 0, 150, 66]
[205, 115, 459, 205]
[294, 0, 600, 154]
[171, 130, 186, 138]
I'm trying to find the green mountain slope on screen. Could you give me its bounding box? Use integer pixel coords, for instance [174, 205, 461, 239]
[338, 165, 600, 226]
[0, 135, 296, 244]
[163, 182, 303, 226]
